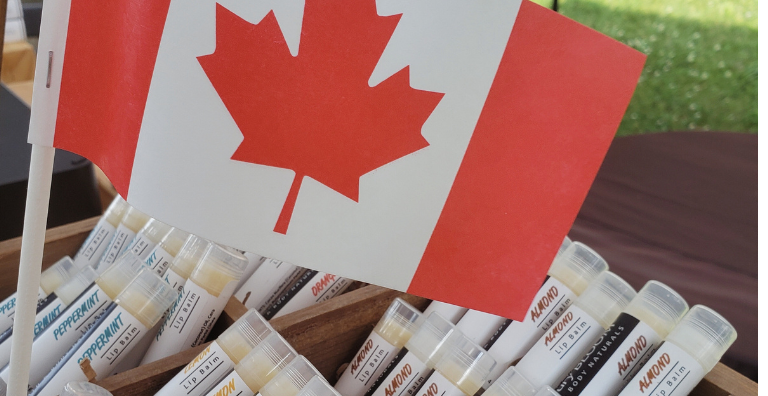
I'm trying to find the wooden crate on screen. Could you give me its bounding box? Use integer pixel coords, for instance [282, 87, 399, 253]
[0, 218, 757, 396]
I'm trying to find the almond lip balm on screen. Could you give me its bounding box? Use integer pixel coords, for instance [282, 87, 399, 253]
[422, 302, 467, 325]
[258, 355, 324, 396]
[144, 227, 191, 276]
[234, 259, 306, 313]
[128, 218, 173, 260]
[515, 271, 637, 390]
[556, 281, 689, 396]
[420, 329, 497, 396]
[483, 241, 609, 388]
[31, 269, 178, 396]
[73, 196, 130, 269]
[264, 271, 352, 320]
[154, 308, 273, 396]
[96, 206, 151, 272]
[617, 305, 737, 396]
[334, 298, 422, 396]
[482, 367, 537, 396]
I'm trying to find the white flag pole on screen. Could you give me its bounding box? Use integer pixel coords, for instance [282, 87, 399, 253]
[6, 144, 56, 396]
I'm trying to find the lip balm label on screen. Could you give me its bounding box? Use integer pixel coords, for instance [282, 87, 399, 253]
[33, 296, 65, 336]
[74, 219, 117, 268]
[146, 245, 174, 276]
[265, 271, 351, 320]
[617, 342, 704, 396]
[99, 224, 137, 268]
[164, 268, 188, 293]
[366, 348, 431, 396]
[129, 233, 157, 260]
[557, 313, 662, 396]
[234, 259, 303, 311]
[156, 340, 236, 396]
[204, 370, 253, 396]
[418, 371, 465, 396]
[336, 331, 401, 396]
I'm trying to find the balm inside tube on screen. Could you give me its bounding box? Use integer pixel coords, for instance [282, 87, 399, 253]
[260, 356, 324, 396]
[334, 298, 422, 396]
[40, 256, 79, 296]
[482, 367, 537, 396]
[617, 305, 737, 396]
[422, 301, 467, 324]
[73, 196, 130, 269]
[55, 267, 100, 306]
[427, 330, 496, 396]
[129, 219, 173, 260]
[144, 227, 191, 276]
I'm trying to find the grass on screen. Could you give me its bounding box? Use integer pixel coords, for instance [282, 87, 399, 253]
[533, 0, 757, 135]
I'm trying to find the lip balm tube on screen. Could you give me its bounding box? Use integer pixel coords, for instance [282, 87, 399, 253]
[154, 308, 273, 396]
[128, 219, 173, 260]
[482, 242, 610, 388]
[418, 330, 496, 396]
[617, 305, 737, 396]
[60, 381, 114, 396]
[141, 244, 249, 364]
[234, 252, 267, 292]
[263, 271, 352, 320]
[455, 310, 506, 346]
[73, 196, 130, 269]
[515, 271, 636, 389]
[296, 376, 342, 396]
[555, 281, 689, 396]
[335, 298, 422, 396]
[204, 332, 298, 396]
[31, 269, 178, 396]
[256, 356, 324, 396]
[535, 387, 559, 396]
[0, 252, 148, 392]
[364, 312, 456, 396]
[144, 227, 192, 276]
[95, 206, 151, 272]
[558, 237, 572, 257]
[482, 367, 537, 396]
[422, 302, 467, 325]
[163, 235, 212, 292]
[234, 259, 306, 312]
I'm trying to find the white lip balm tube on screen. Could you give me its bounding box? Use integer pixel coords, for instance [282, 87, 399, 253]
[0, 252, 148, 392]
[515, 271, 637, 389]
[73, 196, 130, 269]
[204, 332, 298, 396]
[335, 298, 422, 396]
[60, 381, 114, 396]
[163, 235, 212, 292]
[256, 355, 324, 396]
[154, 308, 273, 396]
[483, 242, 610, 388]
[417, 330, 496, 396]
[264, 271, 352, 320]
[234, 259, 306, 312]
[422, 302, 467, 325]
[95, 205, 151, 272]
[482, 367, 537, 396]
[234, 252, 267, 292]
[128, 218, 173, 260]
[296, 376, 342, 396]
[455, 310, 506, 346]
[617, 305, 737, 396]
[31, 269, 178, 396]
[555, 281, 689, 396]
[364, 312, 456, 396]
[141, 244, 249, 364]
[144, 227, 192, 276]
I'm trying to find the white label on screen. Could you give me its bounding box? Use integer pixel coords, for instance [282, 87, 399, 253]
[485, 276, 577, 386]
[129, 232, 157, 260]
[34, 297, 65, 336]
[32, 305, 148, 396]
[204, 370, 254, 396]
[164, 268, 189, 293]
[146, 245, 174, 276]
[271, 273, 351, 319]
[233, 259, 300, 311]
[0, 284, 113, 388]
[73, 219, 117, 269]
[98, 224, 137, 269]
[156, 340, 236, 396]
[515, 305, 605, 389]
[369, 349, 431, 396]
[417, 372, 465, 396]
[617, 343, 705, 396]
[335, 331, 400, 396]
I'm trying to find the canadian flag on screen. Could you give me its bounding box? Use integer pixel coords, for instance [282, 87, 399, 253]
[28, 0, 644, 319]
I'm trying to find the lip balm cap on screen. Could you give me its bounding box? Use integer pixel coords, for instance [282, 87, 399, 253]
[115, 269, 178, 327]
[261, 356, 322, 396]
[485, 367, 537, 396]
[55, 266, 99, 305]
[374, 298, 422, 347]
[625, 281, 689, 338]
[534, 387, 559, 396]
[295, 376, 339, 396]
[158, 228, 192, 257]
[436, 331, 497, 396]
[170, 235, 211, 279]
[189, 244, 249, 295]
[97, 251, 148, 299]
[423, 301, 468, 324]
[137, 219, 173, 244]
[218, 309, 274, 364]
[575, 271, 636, 329]
[40, 256, 78, 294]
[237, 332, 298, 391]
[121, 206, 151, 233]
[666, 305, 737, 372]
[104, 196, 130, 227]
[548, 242, 609, 295]
[60, 381, 113, 396]
[406, 312, 456, 368]
[557, 236, 572, 258]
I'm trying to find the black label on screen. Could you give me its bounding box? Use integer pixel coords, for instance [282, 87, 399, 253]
[364, 347, 410, 396]
[262, 270, 316, 320]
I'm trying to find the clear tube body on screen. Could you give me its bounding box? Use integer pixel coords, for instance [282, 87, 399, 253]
[40, 256, 78, 295]
[96, 252, 147, 300]
[483, 367, 537, 396]
[236, 332, 298, 392]
[260, 356, 322, 396]
[422, 301, 467, 324]
[433, 331, 496, 396]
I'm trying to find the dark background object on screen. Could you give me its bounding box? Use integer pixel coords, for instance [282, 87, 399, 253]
[0, 84, 102, 242]
[22, 2, 42, 37]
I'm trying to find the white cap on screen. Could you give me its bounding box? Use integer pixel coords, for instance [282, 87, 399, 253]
[97, 251, 148, 299]
[435, 330, 497, 396]
[236, 332, 298, 392]
[55, 266, 99, 305]
[120, 206, 151, 233]
[374, 298, 422, 348]
[260, 356, 322, 396]
[295, 376, 340, 396]
[666, 305, 737, 372]
[169, 235, 211, 280]
[157, 228, 191, 257]
[115, 269, 178, 327]
[60, 382, 113, 396]
[189, 244, 249, 295]
[574, 271, 636, 329]
[40, 256, 79, 294]
[423, 301, 467, 324]
[483, 367, 537, 396]
[548, 242, 609, 295]
[624, 281, 688, 339]
[218, 309, 274, 364]
[406, 312, 456, 368]
[137, 219, 173, 244]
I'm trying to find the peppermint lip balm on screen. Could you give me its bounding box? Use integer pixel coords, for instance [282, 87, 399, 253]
[365, 312, 456, 396]
[154, 308, 273, 396]
[96, 206, 151, 272]
[257, 355, 324, 396]
[556, 281, 689, 396]
[32, 269, 178, 396]
[144, 227, 192, 276]
[482, 367, 537, 396]
[335, 298, 422, 396]
[483, 242, 610, 388]
[263, 271, 352, 320]
[204, 332, 298, 396]
[422, 302, 467, 324]
[234, 259, 306, 312]
[617, 305, 737, 396]
[515, 271, 637, 389]
[141, 244, 249, 363]
[419, 330, 496, 396]
[128, 219, 173, 260]
[73, 196, 130, 269]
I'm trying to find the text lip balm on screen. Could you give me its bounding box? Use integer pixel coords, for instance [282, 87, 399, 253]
[515, 271, 637, 390]
[335, 298, 422, 396]
[257, 355, 324, 396]
[234, 259, 306, 312]
[364, 312, 456, 396]
[204, 332, 298, 396]
[128, 219, 173, 260]
[144, 227, 190, 276]
[96, 206, 151, 272]
[617, 305, 737, 396]
[265, 271, 352, 320]
[73, 196, 129, 269]
[141, 244, 249, 364]
[418, 329, 496, 396]
[0, 252, 148, 392]
[556, 281, 689, 396]
[482, 367, 537, 396]
[31, 269, 177, 396]
[154, 308, 273, 396]
[483, 242, 610, 388]
[422, 301, 467, 325]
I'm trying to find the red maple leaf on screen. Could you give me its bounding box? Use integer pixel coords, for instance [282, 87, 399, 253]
[197, 1, 444, 234]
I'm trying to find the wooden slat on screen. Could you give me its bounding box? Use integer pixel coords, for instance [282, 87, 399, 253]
[692, 362, 759, 396]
